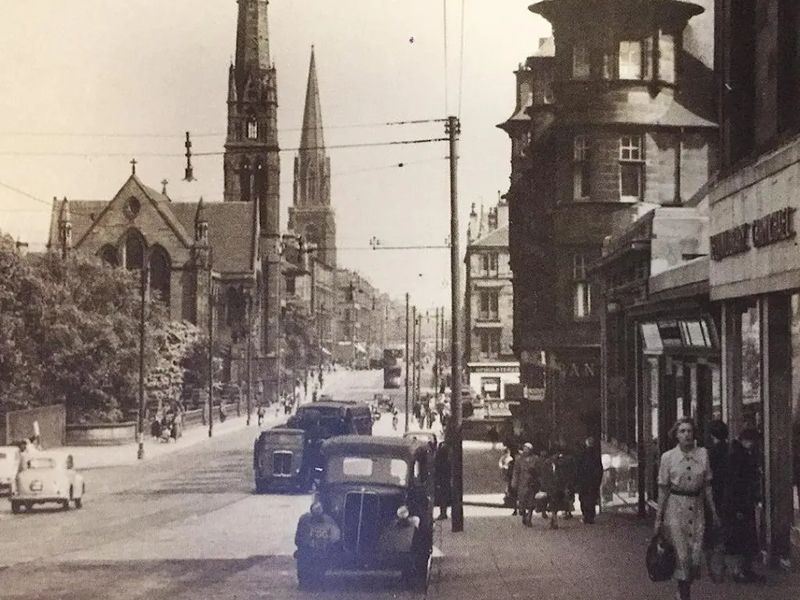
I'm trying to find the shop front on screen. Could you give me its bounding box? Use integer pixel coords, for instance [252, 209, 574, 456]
[466, 361, 520, 403]
[710, 139, 800, 561]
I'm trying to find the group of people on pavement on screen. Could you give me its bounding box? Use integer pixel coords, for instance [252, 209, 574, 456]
[654, 417, 765, 600]
[500, 436, 604, 529]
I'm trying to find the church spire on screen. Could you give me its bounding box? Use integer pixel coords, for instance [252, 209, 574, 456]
[235, 0, 271, 75]
[300, 46, 325, 156]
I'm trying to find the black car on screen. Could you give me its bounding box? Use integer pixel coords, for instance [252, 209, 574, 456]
[296, 435, 435, 590]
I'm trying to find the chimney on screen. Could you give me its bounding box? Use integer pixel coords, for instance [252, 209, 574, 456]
[497, 195, 509, 230]
[468, 203, 478, 243]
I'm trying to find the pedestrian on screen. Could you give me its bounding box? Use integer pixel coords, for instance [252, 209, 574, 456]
[434, 440, 452, 520]
[218, 403, 227, 423]
[725, 428, 765, 583]
[499, 444, 517, 513]
[576, 435, 604, 524]
[654, 417, 721, 600]
[704, 420, 729, 579]
[257, 404, 265, 426]
[511, 442, 541, 526]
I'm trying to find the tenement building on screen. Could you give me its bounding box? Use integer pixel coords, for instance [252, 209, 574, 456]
[706, 0, 800, 562]
[464, 199, 519, 414]
[507, 0, 716, 449]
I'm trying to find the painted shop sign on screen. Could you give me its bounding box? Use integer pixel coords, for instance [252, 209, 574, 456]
[470, 365, 520, 374]
[711, 207, 796, 261]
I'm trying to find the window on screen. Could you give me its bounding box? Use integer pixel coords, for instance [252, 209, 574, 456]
[572, 44, 590, 79]
[247, 118, 258, 140]
[479, 291, 499, 320]
[285, 275, 296, 296]
[573, 254, 592, 320]
[618, 40, 643, 79]
[602, 48, 615, 79]
[573, 135, 590, 199]
[480, 253, 499, 276]
[659, 34, 675, 84]
[619, 135, 644, 201]
[643, 36, 655, 80]
[481, 377, 502, 399]
[479, 330, 501, 358]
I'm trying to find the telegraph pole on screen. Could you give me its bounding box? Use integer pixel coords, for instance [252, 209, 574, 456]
[446, 115, 464, 532]
[246, 295, 253, 426]
[411, 305, 417, 407]
[434, 307, 440, 400]
[137, 264, 148, 460]
[404, 293, 410, 432]
[208, 248, 214, 438]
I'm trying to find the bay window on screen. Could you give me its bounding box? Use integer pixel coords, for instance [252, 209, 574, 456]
[618, 40, 643, 79]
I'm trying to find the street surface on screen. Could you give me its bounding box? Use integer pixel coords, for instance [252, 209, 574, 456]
[1, 369, 797, 600]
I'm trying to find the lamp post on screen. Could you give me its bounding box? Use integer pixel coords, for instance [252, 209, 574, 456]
[137, 260, 149, 460]
[246, 293, 253, 426]
[207, 247, 215, 438]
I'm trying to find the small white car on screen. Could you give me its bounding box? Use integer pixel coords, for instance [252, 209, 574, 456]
[11, 453, 85, 513]
[0, 446, 21, 497]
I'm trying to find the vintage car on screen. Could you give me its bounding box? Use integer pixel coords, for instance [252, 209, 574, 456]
[11, 453, 85, 513]
[253, 428, 307, 493]
[0, 446, 21, 497]
[295, 436, 434, 590]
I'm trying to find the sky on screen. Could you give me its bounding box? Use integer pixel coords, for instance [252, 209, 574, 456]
[0, 1, 550, 309]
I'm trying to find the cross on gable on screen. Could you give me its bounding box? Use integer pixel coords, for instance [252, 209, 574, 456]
[130, 158, 138, 175]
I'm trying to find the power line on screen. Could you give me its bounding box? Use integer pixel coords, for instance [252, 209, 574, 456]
[0, 180, 51, 207]
[0, 137, 449, 159]
[0, 118, 448, 141]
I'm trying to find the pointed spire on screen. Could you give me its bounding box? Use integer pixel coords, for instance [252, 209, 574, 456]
[227, 63, 238, 103]
[195, 196, 209, 244]
[235, 0, 271, 72]
[300, 46, 325, 154]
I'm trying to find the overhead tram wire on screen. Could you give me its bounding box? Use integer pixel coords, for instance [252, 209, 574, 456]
[0, 118, 448, 140]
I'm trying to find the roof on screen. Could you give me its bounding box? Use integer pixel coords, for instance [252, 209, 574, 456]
[321, 435, 426, 460]
[470, 225, 509, 249]
[171, 200, 256, 273]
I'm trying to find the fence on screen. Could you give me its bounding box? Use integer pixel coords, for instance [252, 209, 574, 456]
[1, 405, 66, 448]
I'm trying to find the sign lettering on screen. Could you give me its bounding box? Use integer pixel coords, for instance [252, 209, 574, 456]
[711, 207, 796, 261]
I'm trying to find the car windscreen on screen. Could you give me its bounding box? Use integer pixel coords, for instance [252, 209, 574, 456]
[325, 455, 409, 487]
[27, 458, 56, 469]
[265, 432, 303, 445]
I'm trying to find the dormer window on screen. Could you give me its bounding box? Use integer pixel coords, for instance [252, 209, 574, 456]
[247, 118, 258, 140]
[569, 31, 678, 85]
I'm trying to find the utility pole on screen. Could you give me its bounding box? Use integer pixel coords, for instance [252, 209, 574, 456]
[446, 115, 464, 532]
[434, 307, 439, 400]
[208, 248, 214, 438]
[416, 314, 422, 402]
[137, 263, 148, 460]
[411, 305, 417, 407]
[404, 293, 410, 432]
[246, 294, 253, 426]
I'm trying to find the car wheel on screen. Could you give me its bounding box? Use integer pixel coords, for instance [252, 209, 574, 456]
[10, 500, 21, 514]
[61, 499, 70, 510]
[74, 497, 83, 509]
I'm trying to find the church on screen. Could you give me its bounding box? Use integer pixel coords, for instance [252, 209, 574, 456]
[46, 0, 338, 402]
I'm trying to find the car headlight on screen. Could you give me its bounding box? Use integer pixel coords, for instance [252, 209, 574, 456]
[396, 505, 410, 520]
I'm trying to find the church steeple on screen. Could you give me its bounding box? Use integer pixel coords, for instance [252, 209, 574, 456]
[224, 0, 280, 245]
[290, 47, 336, 267]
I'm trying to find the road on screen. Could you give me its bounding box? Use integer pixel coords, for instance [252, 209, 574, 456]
[0, 369, 460, 600]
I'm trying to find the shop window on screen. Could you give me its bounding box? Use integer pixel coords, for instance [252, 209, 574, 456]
[572, 44, 590, 79]
[740, 304, 763, 429]
[479, 291, 499, 320]
[618, 40, 643, 79]
[479, 330, 500, 359]
[573, 135, 590, 200]
[481, 377, 502, 400]
[619, 135, 644, 201]
[659, 34, 676, 84]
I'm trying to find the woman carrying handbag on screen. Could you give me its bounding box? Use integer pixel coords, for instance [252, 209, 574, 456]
[653, 418, 722, 600]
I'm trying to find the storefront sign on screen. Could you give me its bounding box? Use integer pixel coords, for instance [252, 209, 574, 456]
[711, 207, 796, 261]
[470, 365, 520, 374]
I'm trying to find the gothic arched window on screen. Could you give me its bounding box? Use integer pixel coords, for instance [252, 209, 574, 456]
[124, 230, 146, 271]
[247, 118, 258, 140]
[305, 224, 319, 248]
[239, 158, 251, 203]
[225, 287, 246, 341]
[99, 244, 118, 268]
[149, 245, 171, 307]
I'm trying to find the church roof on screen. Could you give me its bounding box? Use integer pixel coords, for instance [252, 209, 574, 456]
[300, 47, 325, 156]
[171, 200, 257, 274]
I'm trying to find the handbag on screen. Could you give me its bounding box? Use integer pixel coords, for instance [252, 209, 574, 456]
[646, 532, 676, 582]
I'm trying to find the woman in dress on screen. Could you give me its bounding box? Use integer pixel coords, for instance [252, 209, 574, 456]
[654, 418, 721, 600]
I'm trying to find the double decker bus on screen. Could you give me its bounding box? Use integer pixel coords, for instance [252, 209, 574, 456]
[382, 347, 404, 389]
